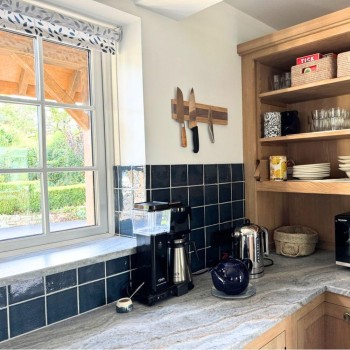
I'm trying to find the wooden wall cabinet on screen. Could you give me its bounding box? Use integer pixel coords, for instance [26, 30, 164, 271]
[245, 292, 350, 349]
[237, 8, 350, 250]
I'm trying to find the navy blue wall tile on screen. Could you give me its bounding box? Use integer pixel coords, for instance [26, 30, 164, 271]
[78, 262, 104, 284]
[232, 164, 243, 182]
[118, 166, 132, 188]
[206, 246, 220, 268]
[118, 189, 134, 211]
[0, 309, 7, 341]
[132, 166, 145, 189]
[119, 213, 133, 237]
[46, 269, 76, 293]
[232, 182, 244, 201]
[151, 165, 170, 188]
[47, 288, 78, 324]
[130, 254, 138, 270]
[205, 185, 218, 205]
[218, 164, 231, 183]
[106, 256, 130, 276]
[219, 183, 231, 203]
[171, 165, 187, 187]
[190, 207, 205, 229]
[190, 228, 205, 250]
[171, 187, 188, 206]
[0, 287, 6, 308]
[151, 188, 171, 202]
[146, 165, 150, 189]
[9, 297, 45, 338]
[205, 205, 219, 226]
[113, 166, 119, 188]
[189, 186, 204, 207]
[204, 164, 218, 184]
[220, 203, 232, 223]
[220, 222, 233, 230]
[114, 189, 120, 211]
[79, 280, 106, 313]
[107, 272, 130, 303]
[9, 278, 44, 305]
[188, 164, 203, 186]
[232, 200, 244, 220]
[190, 249, 205, 273]
[205, 224, 220, 247]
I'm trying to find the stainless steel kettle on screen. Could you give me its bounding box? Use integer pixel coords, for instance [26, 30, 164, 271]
[234, 224, 269, 279]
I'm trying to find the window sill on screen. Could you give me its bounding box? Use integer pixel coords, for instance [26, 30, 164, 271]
[0, 235, 137, 287]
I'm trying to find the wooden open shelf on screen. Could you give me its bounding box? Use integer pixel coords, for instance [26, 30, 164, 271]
[259, 76, 350, 105]
[260, 129, 350, 145]
[256, 179, 350, 195]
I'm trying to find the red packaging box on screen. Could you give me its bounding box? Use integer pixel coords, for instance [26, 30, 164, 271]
[296, 53, 322, 65]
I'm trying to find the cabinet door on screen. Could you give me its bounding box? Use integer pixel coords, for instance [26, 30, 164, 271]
[296, 303, 325, 349]
[244, 318, 290, 350]
[325, 302, 350, 348]
[260, 331, 286, 350]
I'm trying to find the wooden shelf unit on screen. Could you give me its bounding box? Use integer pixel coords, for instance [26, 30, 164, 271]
[259, 76, 350, 105]
[260, 129, 350, 145]
[238, 8, 350, 250]
[256, 180, 350, 195]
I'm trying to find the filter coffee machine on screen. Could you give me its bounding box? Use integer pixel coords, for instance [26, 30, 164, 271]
[131, 202, 193, 305]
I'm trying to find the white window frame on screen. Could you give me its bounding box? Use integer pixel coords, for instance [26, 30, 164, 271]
[0, 30, 116, 254]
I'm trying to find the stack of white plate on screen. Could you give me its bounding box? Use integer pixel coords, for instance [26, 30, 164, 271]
[338, 156, 350, 178]
[292, 163, 330, 180]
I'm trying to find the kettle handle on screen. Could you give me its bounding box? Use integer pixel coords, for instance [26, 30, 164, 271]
[261, 226, 269, 256]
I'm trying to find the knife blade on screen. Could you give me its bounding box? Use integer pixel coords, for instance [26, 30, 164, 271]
[208, 107, 215, 143]
[176, 87, 187, 148]
[188, 88, 199, 153]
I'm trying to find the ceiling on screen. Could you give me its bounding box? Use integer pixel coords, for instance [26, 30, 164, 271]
[133, 0, 350, 29]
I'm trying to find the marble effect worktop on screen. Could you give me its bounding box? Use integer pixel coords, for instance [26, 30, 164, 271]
[1, 250, 350, 349]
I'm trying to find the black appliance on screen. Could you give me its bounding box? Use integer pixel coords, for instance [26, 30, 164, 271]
[335, 212, 350, 267]
[132, 202, 193, 306]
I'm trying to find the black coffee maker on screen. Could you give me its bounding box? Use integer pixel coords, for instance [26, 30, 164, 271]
[132, 201, 193, 306]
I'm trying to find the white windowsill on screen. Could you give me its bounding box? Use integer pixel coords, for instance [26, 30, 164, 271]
[0, 235, 137, 287]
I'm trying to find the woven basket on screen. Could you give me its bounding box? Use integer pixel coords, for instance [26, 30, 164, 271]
[291, 56, 336, 87]
[337, 51, 350, 78]
[274, 226, 318, 257]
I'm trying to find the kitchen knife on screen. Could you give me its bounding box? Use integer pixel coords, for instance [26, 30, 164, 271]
[176, 87, 187, 148]
[188, 88, 199, 153]
[208, 107, 215, 143]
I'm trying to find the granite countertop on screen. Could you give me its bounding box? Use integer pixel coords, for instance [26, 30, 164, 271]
[1, 250, 349, 350]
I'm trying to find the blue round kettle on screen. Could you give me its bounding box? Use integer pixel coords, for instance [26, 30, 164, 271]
[211, 257, 252, 295]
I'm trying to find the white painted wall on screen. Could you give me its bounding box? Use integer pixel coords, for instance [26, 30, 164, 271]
[42, 0, 275, 165]
[97, 0, 274, 164]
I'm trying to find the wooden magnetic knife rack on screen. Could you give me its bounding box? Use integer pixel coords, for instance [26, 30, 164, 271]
[171, 99, 228, 125]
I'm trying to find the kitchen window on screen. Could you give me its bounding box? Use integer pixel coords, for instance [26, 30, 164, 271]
[0, 27, 115, 253]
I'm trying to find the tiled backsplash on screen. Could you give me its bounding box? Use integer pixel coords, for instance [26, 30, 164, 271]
[1, 163, 245, 343]
[0, 256, 133, 341]
[114, 163, 245, 269]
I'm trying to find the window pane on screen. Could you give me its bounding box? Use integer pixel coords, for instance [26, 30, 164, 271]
[46, 107, 92, 168]
[0, 30, 36, 99]
[0, 103, 39, 169]
[0, 173, 42, 240]
[48, 171, 95, 232]
[43, 40, 90, 106]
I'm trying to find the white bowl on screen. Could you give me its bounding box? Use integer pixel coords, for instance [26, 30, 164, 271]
[338, 159, 350, 164]
[338, 156, 350, 160]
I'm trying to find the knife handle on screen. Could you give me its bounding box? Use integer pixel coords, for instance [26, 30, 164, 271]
[180, 124, 187, 147]
[191, 126, 199, 153]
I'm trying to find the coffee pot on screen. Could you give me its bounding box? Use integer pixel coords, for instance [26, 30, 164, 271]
[234, 224, 269, 279]
[169, 238, 193, 288]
